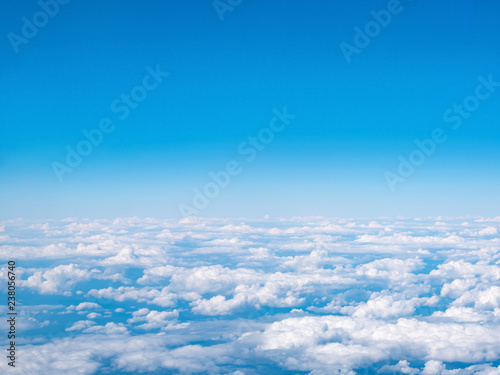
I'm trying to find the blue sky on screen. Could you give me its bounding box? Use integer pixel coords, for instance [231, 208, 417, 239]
[1, 0, 500, 219]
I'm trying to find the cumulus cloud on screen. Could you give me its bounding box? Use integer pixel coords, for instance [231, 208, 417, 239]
[127, 309, 179, 330]
[67, 302, 101, 311]
[66, 320, 96, 331]
[350, 293, 423, 319]
[2, 216, 500, 374]
[19, 264, 98, 295]
[83, 322, 128, 334]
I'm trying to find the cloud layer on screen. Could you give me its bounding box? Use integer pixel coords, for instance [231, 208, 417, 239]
[1, 216, 500, 374]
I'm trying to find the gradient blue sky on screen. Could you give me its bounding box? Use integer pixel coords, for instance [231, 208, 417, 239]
[1, 0, 499, 219]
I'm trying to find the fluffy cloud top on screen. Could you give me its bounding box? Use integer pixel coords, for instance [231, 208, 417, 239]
[1, 216, 499, 374]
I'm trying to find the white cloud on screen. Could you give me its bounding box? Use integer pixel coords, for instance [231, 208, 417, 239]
[478, 227, 497, 236]
[351, 293, 422, 319]
[66, 320, 96, 331]
[83, 322, 128, 334]
[378, 360, 419, 374]
[3, 216, 500, 374]
[20, 264, 97, 295]
[452, 286, 500, 310]
[86, 286, 177, 307]
[67, 302, 101, 311]
[127, 309, 179, 330]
